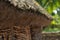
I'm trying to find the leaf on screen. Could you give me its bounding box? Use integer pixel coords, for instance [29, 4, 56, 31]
[51, 20, 56, 25]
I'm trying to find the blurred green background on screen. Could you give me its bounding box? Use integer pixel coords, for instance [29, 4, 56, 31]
[36, 0, 60, 33]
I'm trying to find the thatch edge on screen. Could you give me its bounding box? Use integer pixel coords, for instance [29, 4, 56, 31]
[2, 0, 53, 20]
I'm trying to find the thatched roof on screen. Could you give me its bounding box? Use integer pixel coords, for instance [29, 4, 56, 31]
[4, 0, 52, 20]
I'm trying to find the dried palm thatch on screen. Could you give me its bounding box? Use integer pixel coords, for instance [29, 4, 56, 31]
[5, 0, 52, 20]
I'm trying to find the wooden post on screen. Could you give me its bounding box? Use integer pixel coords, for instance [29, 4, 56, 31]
[3, 33, 6, 40]
[25, 25, 31, 40]
[30, 25, 43, 40]
[0, 33, 3, 40]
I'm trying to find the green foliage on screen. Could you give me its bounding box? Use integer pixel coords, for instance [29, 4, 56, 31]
[36, 0, 60, 32]
[36, 0, 60, 13]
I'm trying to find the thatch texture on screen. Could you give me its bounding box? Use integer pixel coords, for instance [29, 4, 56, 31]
[5, 0, 52, 20]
